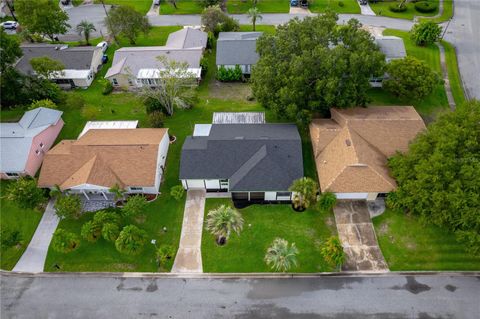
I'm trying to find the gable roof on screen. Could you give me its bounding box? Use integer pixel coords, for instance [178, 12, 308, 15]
[374, 36, 407, 61]
[179, 124, 303, 191]
[0, 107, 63, 172]
[38, 128, 168, 190]
[310, 106, 425, 193]
[105, 27, 207, 78]
[15, 44, 101, 75]
[216, 32, 263, 66]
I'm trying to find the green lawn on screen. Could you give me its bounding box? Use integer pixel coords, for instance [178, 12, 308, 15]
[420, 0, 453, 23]
[369, 0, 439, 20]
[309, 0, 360, 14]
[373, 210, 480, 271]
[239, 24, 277, 33]
[160, 0, 203, 15]
[227, 0, 289, 14]
[368, 29, 448, 118]
[202, 198, 337, 272]
[94, 0, 153, 15]
[0, 181, 44, 270]
[441, 40, 466, 106]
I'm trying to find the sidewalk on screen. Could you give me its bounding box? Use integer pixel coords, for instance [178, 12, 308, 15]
[171, 190, 206, 273]
[13, 199, 60, 273]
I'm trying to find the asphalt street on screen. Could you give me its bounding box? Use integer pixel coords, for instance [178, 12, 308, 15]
[1, 273, 479, 318]
[61, 4, 110, 41]
[444, 0, 480, 100]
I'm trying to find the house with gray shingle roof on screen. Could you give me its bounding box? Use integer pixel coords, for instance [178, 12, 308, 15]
[105, 27, 207, 88]
[1, 107, 64, 179]
[15, 44, 103, 88]
[370, 36, 407, 87]
[216, 32, 263, 75]
[179, 114, 303, 203]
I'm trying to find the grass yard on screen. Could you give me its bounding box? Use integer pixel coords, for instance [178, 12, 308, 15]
[367, 29, 448, 118]
[369, 0, 439, 20]
[202, 198, 337, 272]
[159, 0, 203, 15]
[239, 24, 277, 34]
[441, 40, 466, 106]
[309, 0, 360, 14]
[0, 181, 44, 270]
[421, 0, 453, 23]
[94, 0, 153, 15]
[227, 0, 289, 14]
[373, 210, 480, 271]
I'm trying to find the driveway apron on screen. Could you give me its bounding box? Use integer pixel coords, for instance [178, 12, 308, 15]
[172, 190, 206, 273]
[333, 200, 388, 271]
[13, 199, 60, 273]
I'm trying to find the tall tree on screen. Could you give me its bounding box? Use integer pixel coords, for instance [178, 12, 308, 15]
[247, 7, 262, 32]
[15, 0, 70, 41]
[30, 56, 65, 79]
[105, 5, 150, 45]
[76, 20, 97, 45]
[388, 100, 480, 255]
[6, 177, 46, 209]
[410, 21, 442, 46]
[251, 12, 385, 122]
[0, 29, 22, 72]
[201, 5, 239, 35]
[54, 195, 82, 219]
[265, 238, 299, 272]
[205, 205, 244, 245]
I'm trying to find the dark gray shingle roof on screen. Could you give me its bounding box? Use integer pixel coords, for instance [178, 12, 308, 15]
[179, 124, 303, 191]
[216, 32, 262, 66]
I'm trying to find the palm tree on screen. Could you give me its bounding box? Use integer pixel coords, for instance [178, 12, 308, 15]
[76, 20, 96, 45]
[289, 177, 319, 210]
[205, 205, 244, 245]
[265, 238, 299, 272]
[247, 7, 262, 32]
[109, 183, 126, 201]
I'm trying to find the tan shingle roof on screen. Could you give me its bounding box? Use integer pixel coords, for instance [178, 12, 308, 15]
[310, 106, 425, 193]
[38, 128, 168, 190]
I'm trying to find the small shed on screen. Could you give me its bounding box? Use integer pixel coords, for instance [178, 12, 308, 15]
[212, 112, 265, 124]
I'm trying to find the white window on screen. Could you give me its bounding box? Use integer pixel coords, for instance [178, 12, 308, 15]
[6, 172, 19, 177]
[130, 187, 143, 191]
[112, 78, 119, 86]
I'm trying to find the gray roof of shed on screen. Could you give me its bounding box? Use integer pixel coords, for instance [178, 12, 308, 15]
[0, 107, 63, 172]
[15, 44, 101, 75]
[374, 36, 407, 61]
[216, 32, 262, 66]
[179, 124, 303, 191]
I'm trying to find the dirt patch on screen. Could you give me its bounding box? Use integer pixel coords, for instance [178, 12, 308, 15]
[377, 222, 389, 236]
[325, 216, 334, 227]
[208, 81, 253, 101]
[134, 214, 147, 224]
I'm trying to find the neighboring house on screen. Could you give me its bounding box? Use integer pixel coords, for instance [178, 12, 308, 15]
[216, 32, 263, 75]
[105, 27, 207, 88]
[0, 107, 64, 179]
[370, 36, 407, 87]
[179, 113, 303, 203]
[310, 106, 425, 201]
[15, 44, 104, 89]
[38, 126, 170, 198]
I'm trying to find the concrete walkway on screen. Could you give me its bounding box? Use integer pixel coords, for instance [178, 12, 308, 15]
[358, 1, 376, 16]
[333, 200, 388, 272]
[171, 190, 206, 273]
[13, 199, 60, 273]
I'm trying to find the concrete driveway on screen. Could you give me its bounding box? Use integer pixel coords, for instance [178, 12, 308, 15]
[171, 190, 206, 273]
[12, 199, 59, 273]
[334, 200, 388, 271]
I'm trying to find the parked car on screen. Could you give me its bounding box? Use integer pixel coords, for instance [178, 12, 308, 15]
[154, 0, 160, 5]
[61, 0, 70, 5]
[0, 21, 18, 30]
[102, 55, 109, 64]
[359, 0, 368, 5]
[97, 41, 108, 53]
[300, 0, 308, 8]
[290, 0, 298, 6]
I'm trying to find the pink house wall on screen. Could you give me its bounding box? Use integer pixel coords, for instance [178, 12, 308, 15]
[24, 118, 64, 177]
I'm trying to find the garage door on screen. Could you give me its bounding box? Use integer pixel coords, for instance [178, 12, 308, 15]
[232, 192, 248, 201]
[186, 180, 205, 189]
[205, 180, 220, 190]
[336, 193, 369, 200]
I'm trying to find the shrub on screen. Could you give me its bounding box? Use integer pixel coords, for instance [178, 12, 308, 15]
[6, 177, 46, 210]
[321, 236, 345, 270]
[206, 31, 216, 49]
[149, 111, 165, 128]
[389, 3, 407, 12]
[28, 99, 57, 110]
[102, 79, 113, 95]
[51, 229, 80, 253]
[0, 229, 22, 249]
[156, 244, 176, 266]
[200, 0, 221, 7]
[81, 220, 103, 242]
[115, 225, 148, 255]
[410, 21, 442, 46]
[338, 1, 344, 7]
[216, 65, 243, 82]
[121, 195, 148, 217]
[317, 192, 337, 212]
[170, 185, 185, 201]
[54, 195, 82, 219]
[93, 210, 121, 226]
[102, 223, 120, 242]
[415, 1, 437, 13]
[200, 56, 209, 77]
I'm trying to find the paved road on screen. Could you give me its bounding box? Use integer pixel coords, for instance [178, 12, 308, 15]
[444, 0, 480, 100]
[148, 13, 413, 30]
[1, 273, 479, 318]
[12, 200, 59, 273]
[62, 4, 110, 41]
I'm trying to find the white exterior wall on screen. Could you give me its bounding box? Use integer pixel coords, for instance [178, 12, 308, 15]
[182, 179, 206, 189]
[72, 74, 93, 88]
[140, 133, 170, 194]
[335, 193, 369, 200]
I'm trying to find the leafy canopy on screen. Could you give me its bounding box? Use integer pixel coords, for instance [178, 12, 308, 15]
[54, 195, 82, 219]
[383, 56, 439, 100]
[388, 100, 480, 255]
[51, 229, 80, 254]
[115, 225, 148, 255]
[30, 56, 65, 79]
[6, 177, 46, 210]
[251, 12, 385, 122]
[289, 177, 319, 209]
[121, 195, 148, 217]
[265, 238, 299, 272]
[321, 236, 345, 269]
[105, 5, 150, 45]
[201, 5, 239, 36]
[410, 21, 442, 46]
[0, 29, 22, 72]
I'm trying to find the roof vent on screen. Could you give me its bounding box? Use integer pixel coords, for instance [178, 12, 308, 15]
[345, 139, 351, 146]
[234, 136, 244, 140]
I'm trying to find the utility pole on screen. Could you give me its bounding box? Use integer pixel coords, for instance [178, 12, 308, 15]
[5, 0, 17, 21]
[100, 0, 118, 46]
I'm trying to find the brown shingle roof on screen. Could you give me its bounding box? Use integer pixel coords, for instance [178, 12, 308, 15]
[38, 128, 168, 190]
[310, 106, 425, 193]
